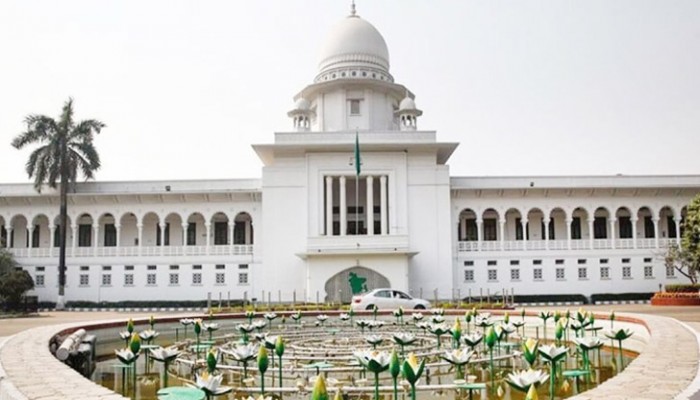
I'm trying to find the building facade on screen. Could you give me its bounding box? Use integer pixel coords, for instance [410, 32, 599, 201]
[1, 8, 699, 304]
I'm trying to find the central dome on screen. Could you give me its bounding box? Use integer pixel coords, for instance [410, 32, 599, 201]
[316, 13, 391, 81]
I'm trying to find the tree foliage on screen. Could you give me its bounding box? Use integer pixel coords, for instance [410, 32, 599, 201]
[664, 194, 700, 284]
[0, 250, 34, 308]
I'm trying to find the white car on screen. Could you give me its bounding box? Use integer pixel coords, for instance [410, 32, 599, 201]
[350, 288, 431, 311]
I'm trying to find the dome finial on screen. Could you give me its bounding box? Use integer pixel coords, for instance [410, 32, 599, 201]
[350, 0, 357, 16]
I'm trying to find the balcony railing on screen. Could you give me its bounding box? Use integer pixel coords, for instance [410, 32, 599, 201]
[458, 238, 679, 252]
[8, 244, 254, 258]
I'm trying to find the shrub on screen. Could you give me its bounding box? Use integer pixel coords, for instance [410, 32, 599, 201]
[664, 284, 700, 293]
[590, 292, 654, 303]
[508, 294, 588, 304]
[652, 292, 700, 299]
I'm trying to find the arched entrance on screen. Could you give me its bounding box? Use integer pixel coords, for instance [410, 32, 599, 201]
[324, 266, 390, 303]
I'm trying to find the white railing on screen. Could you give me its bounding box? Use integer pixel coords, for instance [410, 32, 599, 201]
[593, 239, 612, 249]
[503, 241, 524, 251]
[526, 241, 547, 250]
[637, 238, 656, 249]
[457, 241, 479, 252]
[658, 238, 677, 248]
[8, 244, 255, 258]
[570, 240, 589, 250]
[549, 240, 568, 250]
[481, 241, 500, 251]
[617, 238, 634, 249]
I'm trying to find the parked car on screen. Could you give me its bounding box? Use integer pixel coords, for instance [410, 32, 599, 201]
[350, 288, 430, 311]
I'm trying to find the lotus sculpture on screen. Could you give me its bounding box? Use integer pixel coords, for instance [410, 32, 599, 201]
[355, 350, 391, 400]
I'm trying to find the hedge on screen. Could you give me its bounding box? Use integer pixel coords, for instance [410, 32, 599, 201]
[510, 294, 588, 304]
[665, 284, 700, 293]
[590, 292, 654, 303]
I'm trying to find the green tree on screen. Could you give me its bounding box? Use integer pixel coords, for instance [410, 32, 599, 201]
[11, 98, 105, 309]
[664, 194, 700, 284]
[0, 249, 34, 310]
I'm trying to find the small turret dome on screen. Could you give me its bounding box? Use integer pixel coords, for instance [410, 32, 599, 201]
[295, 97, 310, 111]
[399, 96, 417, 111]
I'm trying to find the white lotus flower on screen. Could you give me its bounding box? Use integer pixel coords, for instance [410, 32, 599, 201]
[475, 315, 493, 327]
[354, 350, 391, 373]
[412, 313, 424, 321]
[118, 331, 131, 341]
[317, 314, 329, 321]
[393, 332, 417, 346]
[431, 308, 445, 316]
[365, 335, 383, 345]
[149, 346, 180, 363]
[500, 323, 516, 334]
[441, 349, 474, 366]
[252, 320, 267, 330]
[115, 349, 138, 365]
[264, 312, 278, 321]
[339, 313, 350, 321]
[139, 329, 159, 342]
[195, 371, 223, 393]
[180, 318, 194, 326]
[430, 315, 445, 324]
[538, 344, 568, 362]
[574, 337, 604, 350]
[368, 320, 385, 329]
[222, 343, 258, 361]
[506, 369, 549, 393]
[203, 322, 219, 332]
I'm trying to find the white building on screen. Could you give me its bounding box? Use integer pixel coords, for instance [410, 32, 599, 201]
[1, 7, 699, 305]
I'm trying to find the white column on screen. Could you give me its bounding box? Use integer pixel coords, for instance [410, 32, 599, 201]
[366, 175, 374, 235]
[499, 219, 506, 250]
[137, 224, 143, 255]
[476, 218, 483, 250]
[674, 217, 682, 244]
[459, 218, 467, 240]
[27, 226, 33, 257]
[653, 217, 660, 248]
[182, 223, 189, 247]
[340, 176, 347, 236]
[245, 220, 251, 244]
[72, 224, 78, 250]
[325, 176, 334, 236]
[49, 225, 55, 253]
[205, 222, 211, 249]
[93, 224, 99, 256]
[609, 218, 616, 249]
[115, 224, 121, 252]
[588, 218, 594, 249]
[566, 218, 572, 250]
[543, 218, 550, 250]
[159, 222, 166, 255]
[521, 218, 528, 245]
[228, 220, 234, 249]
[380, 175, 388, 235]
[632, 217, 638, 249]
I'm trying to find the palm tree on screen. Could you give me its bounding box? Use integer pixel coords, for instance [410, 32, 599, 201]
[12, 98, 105, 309]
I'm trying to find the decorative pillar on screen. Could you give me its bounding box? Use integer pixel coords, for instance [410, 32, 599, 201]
[631, 217, 638, 249]
[159, 222, 166, 255]
[380, 175, 388, 235]
[340, 176, 347, 236]
[566, 218, 572, 250]
[72, 224, 78, 250]
[588, 218, 594, 249]
[653, 218, 660, 248]
[245, 220, 251, 244]
[325, 176, 333, 236]
[49, 225, 55, 252]
[476, 218, 483, 250]
[543, 218, 550, 250]
[521, 219, 528, 246]
[228, 220, 234, 250]
[137, 223, 143, 255]
[674, 217, 682, 244]
[115, 224, 121, 253]
[366, 176, 374, 235]
[93, 224, 99, 256]
[609, 218, 616, 249]
[499, 219, 506, 250]
[205, 222, 211, 249]
[27, 226, 33, 257]
[182, 223, 189, 247]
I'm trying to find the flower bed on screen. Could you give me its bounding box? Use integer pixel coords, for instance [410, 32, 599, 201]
[651, 292, 700, 306]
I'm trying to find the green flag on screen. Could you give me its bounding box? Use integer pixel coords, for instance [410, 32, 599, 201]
[354, 132, 361, 176]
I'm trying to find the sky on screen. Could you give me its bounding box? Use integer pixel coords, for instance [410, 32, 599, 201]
[1, 0, 699, 184]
